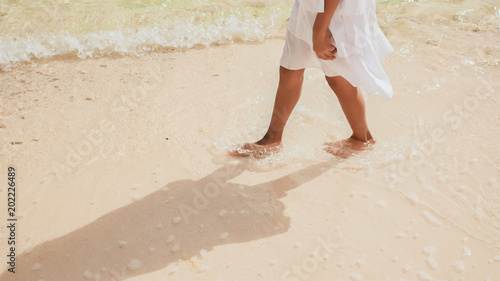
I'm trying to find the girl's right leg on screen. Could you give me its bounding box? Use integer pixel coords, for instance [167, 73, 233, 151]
[230, 66, 305, 156]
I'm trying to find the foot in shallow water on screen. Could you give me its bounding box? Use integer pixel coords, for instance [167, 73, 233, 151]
[323, 137, 375, 158]
[229, 142, 281, 158]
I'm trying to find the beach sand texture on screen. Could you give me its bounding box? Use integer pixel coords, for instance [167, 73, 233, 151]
[1, 0, 500, 280]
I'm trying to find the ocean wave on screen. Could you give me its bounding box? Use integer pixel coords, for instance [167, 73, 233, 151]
[1, 0, 499, 69]
[0, 12, 289, 69]
[0, 0, 292, 69]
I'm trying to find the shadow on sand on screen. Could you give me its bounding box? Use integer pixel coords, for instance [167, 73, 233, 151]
[2, 160, 336, 281]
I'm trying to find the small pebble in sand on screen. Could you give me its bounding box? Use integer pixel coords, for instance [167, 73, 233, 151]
[423, 246, 436, 255]
[475, 206, 485, 217]
[173, 217, 182, 224]
[83, 271, 93, 279]
[161, 187, 169, 192]
[157, 223, 163, 228]
[396, 232, 405, 239]
[219, 232, 229, 239]
[355, 258, 365, 267]
[240, 210, 246, 214]
[119, 240, 127, 246]
[453, 261, 465, 272]
[423, 183, 436, 193]
[375, 200, 386, 208]
[257, 271, 264, 277]
[407, 192, 420, 204]
[463, 245, 471, 257]
[361, 192, 371, 198]
[149, 247, 155, 252]
[269, 260, 277, 266]
[131, 193, 142, 200]
[128, 259, 141, 270]
[170, 266, 179, 273]
[426, 257, 438, 270]
[167, 235, 175, 243]
[349, 191, 357, 197]
[171, 242, 180, 252]
[293, 242, 301, 249]
[403, 264, 412, 272]
[219, 210, 227, 217]
[349, 272, 362, 280]
[421, 211, 442, 226]
[32, 263, 42, 270]
[416, 270, 433, 281]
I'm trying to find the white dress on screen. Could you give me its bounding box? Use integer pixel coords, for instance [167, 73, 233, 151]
[280, 0, 394, 99]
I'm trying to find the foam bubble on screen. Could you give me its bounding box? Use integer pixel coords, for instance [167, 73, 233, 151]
[166, 234, 175, 243]
[128, 259, 141, 270]
[171, 242, 180, 252]
[453, 261, 465, 272]
[416, 270, 433, 281]
[31, 263, 42, 270]
[83, 271, 93, 279]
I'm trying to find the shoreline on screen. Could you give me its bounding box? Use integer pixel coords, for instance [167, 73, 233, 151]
[0, 37, 288, 73]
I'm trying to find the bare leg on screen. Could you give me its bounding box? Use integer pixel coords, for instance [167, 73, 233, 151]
[323, 75, 374, 157]
[230, 66, 305, 157]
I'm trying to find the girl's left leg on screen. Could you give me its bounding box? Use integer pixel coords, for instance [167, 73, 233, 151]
[230, 66, 305, 157]
[323, 75, 374, 157]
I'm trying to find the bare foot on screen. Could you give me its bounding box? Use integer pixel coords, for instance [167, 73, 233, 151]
[229, 142, 281, 158]
[323, 137, 375, 158]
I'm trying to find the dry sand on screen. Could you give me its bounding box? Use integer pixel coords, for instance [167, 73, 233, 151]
[1, 39, 500, 281]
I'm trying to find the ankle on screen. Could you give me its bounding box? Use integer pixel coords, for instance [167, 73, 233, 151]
[351, 131, 373, 143]
[258, 132, 282, 145]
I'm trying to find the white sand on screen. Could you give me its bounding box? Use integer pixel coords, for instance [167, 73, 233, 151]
[1, 39, 500, 280]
